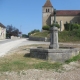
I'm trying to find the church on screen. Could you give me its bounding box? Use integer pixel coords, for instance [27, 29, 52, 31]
[42, 0, 80, 31]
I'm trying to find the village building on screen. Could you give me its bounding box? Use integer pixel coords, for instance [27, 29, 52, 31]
[42, 0, 80, 31]
[0, 23, 6, 40]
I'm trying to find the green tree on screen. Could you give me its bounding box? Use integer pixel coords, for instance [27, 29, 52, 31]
[6, 25, 19, 38]
[22, 34, 29, 38]
[28, 29, 40, 36]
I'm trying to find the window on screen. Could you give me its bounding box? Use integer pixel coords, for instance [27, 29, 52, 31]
[48, 9, 49, 12]
[46, 9, 47, 12]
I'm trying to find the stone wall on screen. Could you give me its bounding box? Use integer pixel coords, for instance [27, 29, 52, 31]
[30, 48, 80, 62]
[30, 48, 48, 60]
[29, 36, 50, 42]
[56, 16, 80, 24]
[11, 36, 20, 39]
[51, 16, 80, 31]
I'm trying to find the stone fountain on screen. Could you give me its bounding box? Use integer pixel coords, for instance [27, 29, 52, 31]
[30, 9, 80, 62]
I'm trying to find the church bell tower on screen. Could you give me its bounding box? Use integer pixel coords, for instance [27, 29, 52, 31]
[42, 0, 53, 28]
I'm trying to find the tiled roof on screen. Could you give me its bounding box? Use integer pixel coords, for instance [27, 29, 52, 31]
[51, 10, 80, 16]
[43, 0, 53, 7]
[0, 23, 6, 28]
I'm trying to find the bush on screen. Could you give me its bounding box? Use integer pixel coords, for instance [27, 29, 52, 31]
[64, 23, 71, 31]
[42, 25, 50, 30]
[64, 23, 80, 31]
[74, 28, 80, 37]
[22, 34, 29, 38]
[51, 23, 60, 28]
[28, 29, 40, 36]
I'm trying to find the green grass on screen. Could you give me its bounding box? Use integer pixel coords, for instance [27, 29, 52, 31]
[0, 44, 80, 72]
[30, 31, 49, 38]
[31, 30, 80, 42]
[1, 53, 80, 72]
[0, 53, 62, 72]
[33, 62, 62, 70]
[59, 31, 80, 42]
[65, 54, 80, 64]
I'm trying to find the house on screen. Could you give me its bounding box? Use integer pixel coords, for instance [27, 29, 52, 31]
[0, 23, 6, 40]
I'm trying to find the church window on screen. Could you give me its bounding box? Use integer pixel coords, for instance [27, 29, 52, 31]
[48, 9, 49, 12]
[46, 9, 47, 12]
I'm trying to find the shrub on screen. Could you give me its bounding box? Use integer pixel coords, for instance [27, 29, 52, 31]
[64, 23, 71, 31]
[28, 29, 40, 36]
[74, 28, 80, 37]
[42, 25, 50, 30]
[51, 23, 60, 28]
[64, 23, 80, 31]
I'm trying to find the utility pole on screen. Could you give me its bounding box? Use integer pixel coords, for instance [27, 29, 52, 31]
[20, 25, 22, 32]
[19, 25, 22, 38]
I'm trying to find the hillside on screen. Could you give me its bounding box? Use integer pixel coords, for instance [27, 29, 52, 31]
[31, 30, 80, 42]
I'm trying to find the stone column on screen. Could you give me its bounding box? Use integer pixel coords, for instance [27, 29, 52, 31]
[60, 20, 64, 31]
[49, 26, 59, 49]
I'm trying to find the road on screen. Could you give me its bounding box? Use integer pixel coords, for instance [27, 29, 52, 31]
[0, 38, 80, 57]
[0, 39, 26, 57]
[0, 38, 50, 57]
[0, 39, 23, 44]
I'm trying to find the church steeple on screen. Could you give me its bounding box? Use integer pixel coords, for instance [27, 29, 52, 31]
[43, 0, 53, 7]
[42, 0, 53, 27]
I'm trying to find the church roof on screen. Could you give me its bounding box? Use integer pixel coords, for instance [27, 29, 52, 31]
[0, 23, 6, 28]
[51, 10, 80, 16]
[43, 0, 53, 7]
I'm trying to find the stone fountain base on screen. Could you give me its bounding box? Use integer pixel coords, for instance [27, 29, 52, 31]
[30, 48, 80, 62]
[30, 27, 80, 62]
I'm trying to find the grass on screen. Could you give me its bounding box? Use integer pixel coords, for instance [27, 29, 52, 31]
[65, 53, 80, 64]
[0, 44, 80, 72]
[30, 31, 49, 38]
[59, 31, 80, 42]
[0, 53, 62, 72]
[30, 31, 80, 42]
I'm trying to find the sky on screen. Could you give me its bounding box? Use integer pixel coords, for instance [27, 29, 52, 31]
[0, 0, 80, 34]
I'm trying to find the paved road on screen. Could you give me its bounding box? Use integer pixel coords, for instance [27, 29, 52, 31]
[0, 39, 22, 44]
[0, 38, 50, 57]
[0, 39, 27, 57]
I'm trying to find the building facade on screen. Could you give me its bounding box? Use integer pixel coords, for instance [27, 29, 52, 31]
[0, 23, 6, 40]
[42, 0, 80, 31]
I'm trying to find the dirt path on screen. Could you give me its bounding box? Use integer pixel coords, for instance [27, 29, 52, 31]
[0, 68, 80, 80]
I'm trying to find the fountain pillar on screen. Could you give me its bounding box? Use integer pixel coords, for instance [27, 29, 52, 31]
[49, 9, 59, 49]
[49, 27, 59, 49]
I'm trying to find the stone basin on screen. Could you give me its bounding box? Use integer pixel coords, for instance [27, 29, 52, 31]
[30, 47, 80, 62]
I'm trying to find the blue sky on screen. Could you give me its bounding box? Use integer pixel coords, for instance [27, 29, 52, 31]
[0, 0, 80, 34]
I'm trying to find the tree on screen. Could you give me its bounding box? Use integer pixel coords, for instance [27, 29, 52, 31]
[28, 29, 40, 36]
[22, 34, 29, 38]
[6, 25, 19, 38]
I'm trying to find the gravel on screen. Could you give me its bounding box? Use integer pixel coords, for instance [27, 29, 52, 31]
[0, 68, 80, 80]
